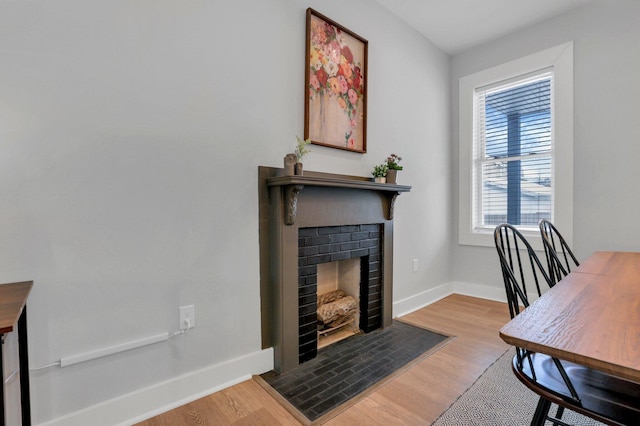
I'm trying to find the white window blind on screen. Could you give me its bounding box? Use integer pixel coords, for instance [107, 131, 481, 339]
[473, 70, 553, 229]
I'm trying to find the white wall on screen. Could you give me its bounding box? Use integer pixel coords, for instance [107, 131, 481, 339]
[451, 0, 640, 288]
[0, 0, 451, 423]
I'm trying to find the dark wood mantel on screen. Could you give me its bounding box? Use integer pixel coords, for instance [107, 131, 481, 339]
[266, 171, 411, 225]
[266, 173, 411, 191]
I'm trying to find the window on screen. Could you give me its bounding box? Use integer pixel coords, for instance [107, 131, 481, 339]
[459, 43, 573, 248]
[476, 71, 552, 228]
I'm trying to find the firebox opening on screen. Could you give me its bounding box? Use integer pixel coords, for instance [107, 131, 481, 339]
[317, 258, 361, 349]
[297, 223, 385, 366]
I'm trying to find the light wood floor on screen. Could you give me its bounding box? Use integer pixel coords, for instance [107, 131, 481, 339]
[136, 294, 511, 425]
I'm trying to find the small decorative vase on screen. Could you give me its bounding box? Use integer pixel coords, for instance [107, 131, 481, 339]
[386, 169, 398, 184]
[284, 154, 296, 176]
[294, 162, 304, 176]
[374, 176, 386, 183]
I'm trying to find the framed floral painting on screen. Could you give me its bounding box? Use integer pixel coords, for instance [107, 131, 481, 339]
[304, 8, 368, 153]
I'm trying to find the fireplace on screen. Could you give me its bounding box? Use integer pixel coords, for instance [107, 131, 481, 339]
[298, 224, 383, 363]
[258, 167, 410, 372]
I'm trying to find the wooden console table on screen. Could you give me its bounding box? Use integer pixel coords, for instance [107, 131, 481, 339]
[0, 281, 33, 426]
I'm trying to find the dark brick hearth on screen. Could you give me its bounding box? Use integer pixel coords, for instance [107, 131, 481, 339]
[298, 224, 383, 364]
[260, 321, 450, 422]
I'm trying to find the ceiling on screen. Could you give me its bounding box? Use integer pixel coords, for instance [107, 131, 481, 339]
[374, 0, 594, 55]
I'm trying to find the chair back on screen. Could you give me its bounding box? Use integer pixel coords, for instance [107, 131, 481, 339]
[539, 219, 580, 284]
[495, 224, 640, 424]
[494, 223, 581, 404]
[494, 224, 553, 320]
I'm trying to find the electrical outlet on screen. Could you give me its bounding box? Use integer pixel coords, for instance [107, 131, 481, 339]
[179, 305, 195, 330]
[412, 259, 418, 273]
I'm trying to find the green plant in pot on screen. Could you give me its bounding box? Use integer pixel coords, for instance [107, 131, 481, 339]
[385, 153, 403, 183]
[372, 163, 388, 183]
[294, 136, 311, 175]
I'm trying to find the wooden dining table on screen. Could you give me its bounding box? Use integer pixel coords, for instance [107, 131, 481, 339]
[499, 251, 640, 384]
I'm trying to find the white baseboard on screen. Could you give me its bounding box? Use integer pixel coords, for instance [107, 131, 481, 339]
[37, 347, 274, 426]
[393, 282, 454, 318]
[393, 281, 507, 318]
[40, 284, 503, 426]
[451, 281, 508, 303]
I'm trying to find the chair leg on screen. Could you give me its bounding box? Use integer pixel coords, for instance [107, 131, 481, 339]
[554, 405, 565, 425]
[531, 396, 552, 426]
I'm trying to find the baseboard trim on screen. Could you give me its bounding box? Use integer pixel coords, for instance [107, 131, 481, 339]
[451, 281, 508, 303]
[393, 282, 454, 318]
[393, 281, 507, 318]
[40, 284, 504, 426]
[37, 347, 274, 426]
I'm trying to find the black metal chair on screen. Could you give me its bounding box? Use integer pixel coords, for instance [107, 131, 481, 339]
[494, 224, 640, 426]
[539, 219, 580, 285]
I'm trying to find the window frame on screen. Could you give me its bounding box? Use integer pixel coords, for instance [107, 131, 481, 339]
[458, 42, 573, 249]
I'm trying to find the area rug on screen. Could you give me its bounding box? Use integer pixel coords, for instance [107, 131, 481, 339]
[432, 349, 606, 425]
[256, 320, 451, 425]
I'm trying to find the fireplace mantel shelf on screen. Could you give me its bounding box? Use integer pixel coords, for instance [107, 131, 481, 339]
[267, 174, 411, 193]
[267, 172, 411, 225]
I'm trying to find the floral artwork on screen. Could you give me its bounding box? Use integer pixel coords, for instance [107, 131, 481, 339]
[304, 9, 367, 153]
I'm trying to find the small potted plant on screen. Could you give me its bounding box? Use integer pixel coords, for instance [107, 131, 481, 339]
[372, 164, 388, 183]
[385, 153, 403, 184]
[294, 136, 311, 175]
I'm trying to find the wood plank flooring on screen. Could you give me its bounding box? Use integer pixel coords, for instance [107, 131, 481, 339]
[136, 294, 511, 425]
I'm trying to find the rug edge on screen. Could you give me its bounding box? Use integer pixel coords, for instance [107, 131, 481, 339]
[430, 347, 513, 424]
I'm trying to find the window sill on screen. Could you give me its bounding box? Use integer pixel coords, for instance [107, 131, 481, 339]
[460, 227, 544, 251]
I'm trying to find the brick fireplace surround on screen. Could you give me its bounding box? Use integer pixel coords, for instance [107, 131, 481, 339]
[298, 224, 383, 364]
[258, 166, 410, 373]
